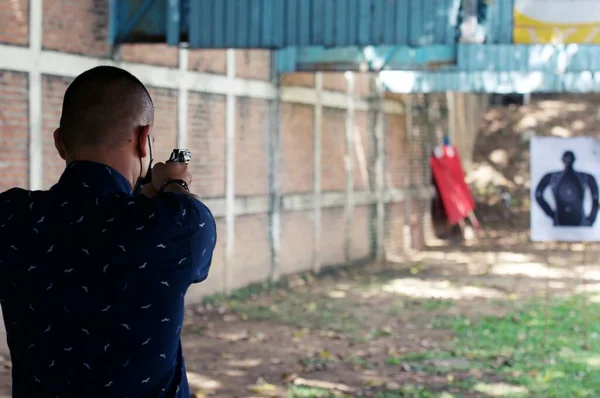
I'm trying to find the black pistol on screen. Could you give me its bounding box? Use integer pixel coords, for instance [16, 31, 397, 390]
[167, 149, 191, 164]
[134, 149, 192, 195]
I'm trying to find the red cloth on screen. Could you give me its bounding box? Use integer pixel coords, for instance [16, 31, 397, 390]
[429, 145, 475, 225]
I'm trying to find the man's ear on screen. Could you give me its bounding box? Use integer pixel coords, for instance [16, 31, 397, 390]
[53, 128, 66, 160]
[137, 125, 151, 158]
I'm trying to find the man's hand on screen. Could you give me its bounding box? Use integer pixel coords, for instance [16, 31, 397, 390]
[141, 183, 158, 198]
[151, 162, 193, 194]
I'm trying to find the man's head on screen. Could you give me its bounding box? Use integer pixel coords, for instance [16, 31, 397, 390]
[54, 66, 155, 187]
[562, 150, 576, 169]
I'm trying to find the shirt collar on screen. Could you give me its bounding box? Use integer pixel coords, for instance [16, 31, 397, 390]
[53, 161, 133, 195]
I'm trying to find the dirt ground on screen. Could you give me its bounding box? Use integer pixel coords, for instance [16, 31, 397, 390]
[177, 237, 595, 397]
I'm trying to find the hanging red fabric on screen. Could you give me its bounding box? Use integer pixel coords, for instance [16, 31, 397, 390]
[429, 145, 475, 225]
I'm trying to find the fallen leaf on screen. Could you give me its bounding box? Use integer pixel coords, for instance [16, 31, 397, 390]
[247, 378, 279, 397]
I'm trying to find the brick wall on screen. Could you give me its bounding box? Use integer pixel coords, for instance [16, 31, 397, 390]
[0, 2, 431, 302]
[322, 107, 346, 192]
[42, 75, 72, 188]
[147, 87, 178, 164]
[235, 97, 269, 196]
[187, 92, 226, 198]
[280, 103, 314, 194]
[0, 0, 29, 46]
[0, 71, 28, 188]
[43, 0, 109, 56]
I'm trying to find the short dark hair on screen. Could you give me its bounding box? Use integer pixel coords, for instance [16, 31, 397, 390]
[563, 150, 576, 162]
[59, 66, 154, 150]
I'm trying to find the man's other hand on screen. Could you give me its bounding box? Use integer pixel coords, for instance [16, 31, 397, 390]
[151, 162, 193, 193]
[141, 183, 158, 198]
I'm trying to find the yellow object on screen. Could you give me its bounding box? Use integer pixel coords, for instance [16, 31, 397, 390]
[514, 1, 600, 44]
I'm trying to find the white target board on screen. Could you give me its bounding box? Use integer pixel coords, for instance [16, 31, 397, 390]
[531, 137, 600, 242]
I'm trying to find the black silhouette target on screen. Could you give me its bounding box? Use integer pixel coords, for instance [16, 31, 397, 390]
[556, 180, 583, 203]
[531, 137, 600, 241]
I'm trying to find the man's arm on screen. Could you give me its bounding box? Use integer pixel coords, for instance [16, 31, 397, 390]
[187, 199, 217, 283]
[535, 174, 555, 219]
[587, 174, 599, 225]
[146, 161, 217, 283]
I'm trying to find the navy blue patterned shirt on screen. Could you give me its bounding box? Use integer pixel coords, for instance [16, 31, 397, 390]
[0, 161, 217, 397]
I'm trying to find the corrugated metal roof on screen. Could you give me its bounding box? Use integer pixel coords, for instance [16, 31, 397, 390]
[457, 44, 600, 73]
[187, 0, 461, 48]
[114, 0, 462, 48]
[381, 70, 598, 93]
[483, 0, 514, 44]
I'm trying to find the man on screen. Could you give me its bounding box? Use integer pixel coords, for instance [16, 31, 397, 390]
[535, 150, 599, 227]
[0, 66, 216, 397]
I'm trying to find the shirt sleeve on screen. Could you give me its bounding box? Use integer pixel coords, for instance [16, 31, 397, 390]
[152, 193, 217, 284]
[186, 196, 217, 284]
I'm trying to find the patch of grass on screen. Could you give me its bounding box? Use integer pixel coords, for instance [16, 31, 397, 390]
[392, 351, 454, 362]
[417, 296, 600, 397]
[346, 356, 374, 369]
[432, 314, 462, 329]
[225, 290, 363, 334]
[386, 302, 406, 316]
[374, 385, 437, 398]
[367, 326, 395, 340]
[202, 279, 285, 304]
[287, 385, 340, 397]
[421, 299, 454, 310]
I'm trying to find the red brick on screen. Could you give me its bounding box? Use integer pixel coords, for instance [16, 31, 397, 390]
[355, 74, 372, 98]
[385, 203, 406, 258]
[320, 207, 345, 266]
[0, 71, 28, 191]
[119, 44, 179, 68]
[280, 103, 314, 194]
[0, 0, 29, 46]
[230, 214, 270, 289]
[43, 0, 109, 56]
[280, 73, 315, 87]
[322, 73, 347, 92]
[147, 87, 177, 164]
[385, 113, 406, 190]
[280, 210, 314, 275]
[187, 92, 226, 198]
[235, 97, 269, 196]
[188, 50, 227, 74]
[235, 50, 271, 81]
[409, 199, 425, 251]
[321, 107, 345, 192]
[42, 75, 71, 189]
[353, 110, 371, 191]
[350, 205, 371, 260]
